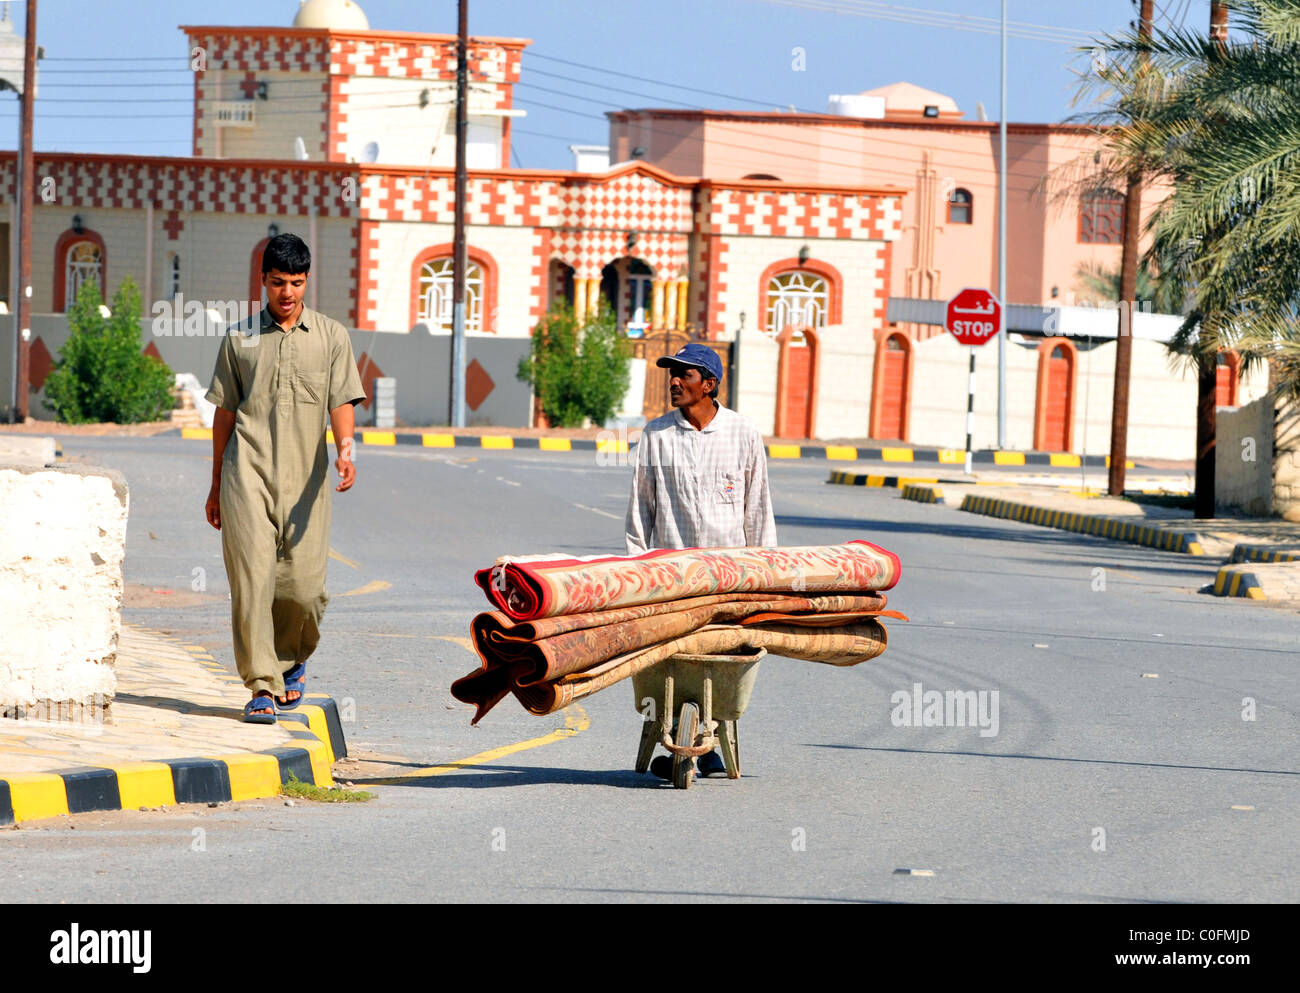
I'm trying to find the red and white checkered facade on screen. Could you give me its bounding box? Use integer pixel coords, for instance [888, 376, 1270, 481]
[702, 185, 902, 240]
[184, 27, 522, 164]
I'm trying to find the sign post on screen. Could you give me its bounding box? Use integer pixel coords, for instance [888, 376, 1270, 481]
[945, 288, 1002, 475]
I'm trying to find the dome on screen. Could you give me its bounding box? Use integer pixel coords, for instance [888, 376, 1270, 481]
[292, 0, 370, 30]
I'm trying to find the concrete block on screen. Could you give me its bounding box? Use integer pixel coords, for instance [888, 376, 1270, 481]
[0, 464, 128, 718]
[0, 436, 56, 468]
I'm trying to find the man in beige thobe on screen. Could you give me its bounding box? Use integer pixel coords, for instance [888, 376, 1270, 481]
[204, 234, 365, 722]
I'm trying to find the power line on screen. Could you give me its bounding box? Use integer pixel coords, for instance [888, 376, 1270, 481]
[757, 0, 1099, 44]
[3, 51, 1109, 202]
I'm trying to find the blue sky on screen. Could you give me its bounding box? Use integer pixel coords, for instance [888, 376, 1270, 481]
[0, 1, 1216, 169]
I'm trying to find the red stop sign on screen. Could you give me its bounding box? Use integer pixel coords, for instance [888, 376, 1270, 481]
[945, 288, 1002, 346]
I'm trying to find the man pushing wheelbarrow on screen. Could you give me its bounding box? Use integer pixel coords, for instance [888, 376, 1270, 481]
[624, 344, 777, 782]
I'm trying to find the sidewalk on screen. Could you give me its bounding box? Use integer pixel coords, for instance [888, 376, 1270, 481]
[0, 626, 346, 825]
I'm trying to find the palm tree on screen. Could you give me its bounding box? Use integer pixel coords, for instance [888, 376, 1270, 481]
[1079, 1, 1300, 515]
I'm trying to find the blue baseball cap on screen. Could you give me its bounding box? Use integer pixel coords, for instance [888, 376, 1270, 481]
[656, 343, 723, 382]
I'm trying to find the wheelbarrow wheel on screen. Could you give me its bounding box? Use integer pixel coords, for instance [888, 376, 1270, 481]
[673, 701, 699, 790]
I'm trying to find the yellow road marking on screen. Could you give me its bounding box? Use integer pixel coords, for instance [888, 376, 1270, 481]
[371, 705, 590, 782]
[880, 447, 913, 462]
[993, 451, 1026, 466]
[938, 449, 964, 463]
[182, 427, 213, 440]
[768, 444, 801, 459]
[361, 431, 396, 446]
[329, 547, 361, 570]
[433, 635, 475, 651]
[423, 434, 456, 447]
[539, 437, 572, 451]
[339, 579, 392, 597]
[481, 436, 515, 449]
[825, 446, 858, 461]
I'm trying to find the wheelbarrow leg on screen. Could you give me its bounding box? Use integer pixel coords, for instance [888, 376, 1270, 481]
[634, 715, 658, 774]
[717, 719, 741, 779]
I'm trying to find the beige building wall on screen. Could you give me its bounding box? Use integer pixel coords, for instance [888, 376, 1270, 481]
[734, 331, 779, 432]
[33, 207, 150, 313]
[368, 221, 537, 334]
[1216, 395, 1274, 515]
[816, 324, 875, 439]
[204, 70, 331, 161]
[905, 333, 1268, 459]
[335, 76, 459, 167]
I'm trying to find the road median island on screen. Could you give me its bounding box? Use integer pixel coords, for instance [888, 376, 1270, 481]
[958, 491, 1209, 555]
[1211, 561, 1300, 601]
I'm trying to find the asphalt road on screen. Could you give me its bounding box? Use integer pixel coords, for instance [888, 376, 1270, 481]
[3, 435, 1297, 903]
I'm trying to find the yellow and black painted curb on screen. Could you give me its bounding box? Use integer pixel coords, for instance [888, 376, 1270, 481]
[827, 470, 943, 489]
[1230, 542, 1300, 565]
[177, 427, 1136, 468]
[901, 483, 944, 503]
[0, 696, 347, 826]
[1212, 565, 1267, 600]
[959, 494, 1206, 555]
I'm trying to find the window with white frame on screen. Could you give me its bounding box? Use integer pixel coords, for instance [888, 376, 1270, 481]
[417, 257, 482, 332]
[65, 241, 103, 309]
[764, 270, 828, 339]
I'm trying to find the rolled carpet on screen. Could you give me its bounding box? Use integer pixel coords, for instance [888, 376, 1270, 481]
[475, 540, 901, 621]
[452, 592, 898, 722]
[513, 620, 890, 717]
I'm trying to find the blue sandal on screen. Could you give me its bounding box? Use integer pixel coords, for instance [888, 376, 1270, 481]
[242, 694, 278, 724]
[276, 661, 307, 710]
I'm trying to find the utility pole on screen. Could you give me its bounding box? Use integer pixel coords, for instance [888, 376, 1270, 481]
[1107, 0, 1153, 496]
[449, 0, 468, 427]
[10, 0, 36, 422]
[1191, 1, 1229, 517]
[996, 0, 1007, 449]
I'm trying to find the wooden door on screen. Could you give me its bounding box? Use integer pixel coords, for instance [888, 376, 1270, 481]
[877, 334, 907, 439]
[1043, 345, 1071, 451]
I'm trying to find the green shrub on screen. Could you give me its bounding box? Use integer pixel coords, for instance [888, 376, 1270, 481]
[43, 276, 174, 424]
[517, 302, 632, 428]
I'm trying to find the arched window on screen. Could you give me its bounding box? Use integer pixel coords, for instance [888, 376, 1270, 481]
[53, 227, 107, 312]
[947, 187, 973, 224]
[66, 242, 103, 309]
[417, 257, 483, 333]
[1079, 189, 1125, 244]
[765, 270, 828, 339]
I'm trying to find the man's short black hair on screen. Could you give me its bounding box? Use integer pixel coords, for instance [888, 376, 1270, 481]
[262, 233, 311, 276]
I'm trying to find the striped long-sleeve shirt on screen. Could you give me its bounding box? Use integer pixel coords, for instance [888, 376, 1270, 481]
[625, 403, 778, 553]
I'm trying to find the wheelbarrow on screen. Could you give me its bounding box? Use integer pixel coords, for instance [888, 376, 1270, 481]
[632, 647, 766, 789]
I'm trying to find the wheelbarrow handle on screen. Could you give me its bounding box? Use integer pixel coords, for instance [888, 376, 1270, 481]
[660, 737, 716, 759]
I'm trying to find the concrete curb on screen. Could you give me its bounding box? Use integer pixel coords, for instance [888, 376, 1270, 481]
[827, 470, 942, 489]
[176, 427, 1137, 467]
[958, 493, 1207, 555]
[1229, 542, 1300, 565]
[1212, 565, 1267, 600]
[0, 695, 348, 825]
[901, 483, 945, 504]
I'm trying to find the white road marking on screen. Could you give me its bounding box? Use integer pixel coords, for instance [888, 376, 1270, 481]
[575, 503, 620, 520]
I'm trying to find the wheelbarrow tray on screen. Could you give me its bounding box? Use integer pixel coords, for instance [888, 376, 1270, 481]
[631, 648, 765, 723]
[633, 648, 766, 786]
